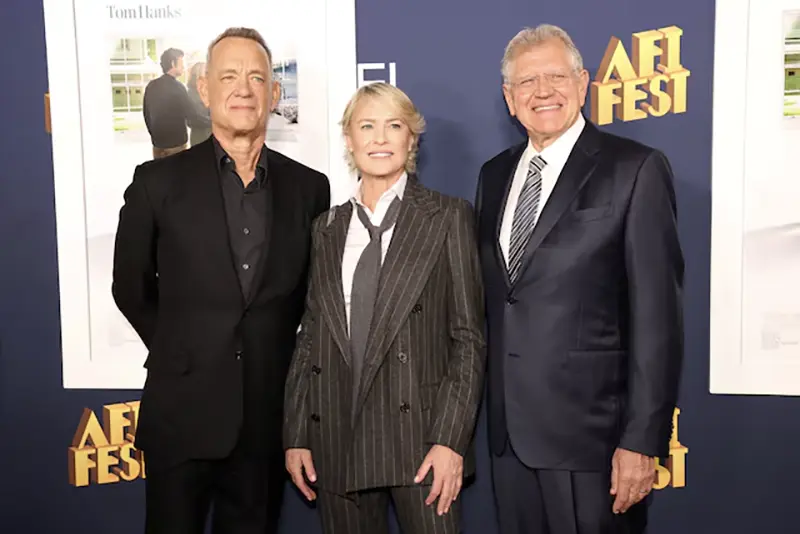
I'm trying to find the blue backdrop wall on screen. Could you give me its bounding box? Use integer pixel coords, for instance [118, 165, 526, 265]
[2, 1, 800, 533]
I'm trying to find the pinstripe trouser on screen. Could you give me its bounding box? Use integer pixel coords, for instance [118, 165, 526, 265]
[317, 486, 460, 534]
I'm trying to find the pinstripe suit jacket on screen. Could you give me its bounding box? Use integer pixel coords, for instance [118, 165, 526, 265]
[283, 176, 486, 495]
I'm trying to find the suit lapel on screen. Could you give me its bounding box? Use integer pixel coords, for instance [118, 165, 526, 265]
[512, 121, 603, 285]
[316, 202, 353, 366]
[493, 143, 527, 290]
[354, 177, 446, 411]
[186, 140, 244, 305]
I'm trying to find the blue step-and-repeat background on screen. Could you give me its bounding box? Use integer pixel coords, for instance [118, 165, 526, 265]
[2, 1, 800, 533]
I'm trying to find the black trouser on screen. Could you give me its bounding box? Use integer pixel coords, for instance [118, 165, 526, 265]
[143, 441, 285, 534]
[491, 441, 649, 534]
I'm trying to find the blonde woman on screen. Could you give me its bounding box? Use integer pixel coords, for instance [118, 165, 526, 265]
[283, 82, 485, 534]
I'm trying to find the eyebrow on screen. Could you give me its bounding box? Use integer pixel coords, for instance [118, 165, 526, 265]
[357, 117, 403, 122]
[218, 68, 267, 76]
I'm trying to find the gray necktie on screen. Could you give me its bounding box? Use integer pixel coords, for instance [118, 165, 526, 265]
[508, 155, 547, 283]
[350, 195, 402, 416]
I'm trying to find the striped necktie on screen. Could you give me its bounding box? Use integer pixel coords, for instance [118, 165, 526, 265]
[508, 154, 547, 283]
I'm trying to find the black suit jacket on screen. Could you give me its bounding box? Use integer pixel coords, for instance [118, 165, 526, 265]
[476, 120, 684, 470]
[112, 138, 329, 467]
[142, 74, 199, 149]
[283, 177, 486, 494]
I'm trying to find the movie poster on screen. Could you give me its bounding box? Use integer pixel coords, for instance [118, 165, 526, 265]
[710, 0, 800, 395]
[43, 0, 356, 389]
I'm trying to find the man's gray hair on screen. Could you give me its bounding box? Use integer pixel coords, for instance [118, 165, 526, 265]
[501, 24, 584, 82]
[207, 27, 273, 67]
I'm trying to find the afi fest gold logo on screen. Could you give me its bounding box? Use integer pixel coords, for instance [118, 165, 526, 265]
[591, 26, 690, 125]
[654, 407, 688, 490]
[68, 401, 145, 487]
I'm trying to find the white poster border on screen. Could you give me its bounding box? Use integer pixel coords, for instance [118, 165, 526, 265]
[42, 0, 356, 389]
[710, 0, 800, 395]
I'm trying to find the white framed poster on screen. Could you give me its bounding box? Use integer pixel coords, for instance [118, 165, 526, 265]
[710, 0, 800, 395]
[43, 0, 357, 389]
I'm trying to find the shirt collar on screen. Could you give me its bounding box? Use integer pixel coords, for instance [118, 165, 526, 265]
[350, 171, 408, 207]
[212, 135, 269, 187]
[526, 113, 585, 170]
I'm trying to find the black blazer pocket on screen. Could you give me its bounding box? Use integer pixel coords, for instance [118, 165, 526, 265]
[144, 349, 192, 376]
[570, 205, 613, 222]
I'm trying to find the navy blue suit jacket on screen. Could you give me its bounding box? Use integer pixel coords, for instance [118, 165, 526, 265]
[476, 119, 684, 470]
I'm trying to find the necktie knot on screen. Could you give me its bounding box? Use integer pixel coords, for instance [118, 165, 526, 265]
[529, 154, 547, 173]
[355, 196, 402, 241]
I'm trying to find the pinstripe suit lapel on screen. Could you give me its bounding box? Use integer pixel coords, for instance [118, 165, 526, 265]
[316, 203, 353, 366]
[354, 176, 446, 411]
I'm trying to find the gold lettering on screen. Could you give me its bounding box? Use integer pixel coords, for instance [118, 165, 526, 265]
[67, 447, 96, 487]
[666, 69, 690, 114]
[666, 446, 688, 487]
[590, 81, 622, 126]
[596, 37, 637, 84]
[71, 408, 110, 449]
[632, 30, 663, 78]
[670, 407, 682, 448]
[642, 75, 672, 117]
[69, 401, 147, 487]
[621, 77, 649, 121]
[114, 443, 141, 481]
[126, 401, 141, 441]
[658, 26, 684, 73]
[652, 407, 688, 490]
[654, 458, 671, 490]
[95, 445, 121, 484]
[103, 403, 132, 445]
[591, 27, 688, 124]
[136, 448, 147, 479]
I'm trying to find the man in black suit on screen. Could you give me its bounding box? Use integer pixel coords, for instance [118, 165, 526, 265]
[475, 24, 684, 534]
[143, 48, 210, 159]
[112, 27, 329, 534]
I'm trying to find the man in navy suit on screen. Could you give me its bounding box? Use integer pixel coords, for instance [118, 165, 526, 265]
[475, 24, 684, 534]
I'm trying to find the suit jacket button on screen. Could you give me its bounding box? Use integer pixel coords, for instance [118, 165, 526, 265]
[311, 365, 321, 375]
[412, 304, 422, 313]
[398, 352, 408, 363]
[506, 295, 517, 305]
[310, 413, 320, 422]
[235, 350, 243, 360]
[399, 402, 410, 413]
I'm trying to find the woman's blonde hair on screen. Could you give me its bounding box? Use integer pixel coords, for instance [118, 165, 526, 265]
[339, 82, 426, 174]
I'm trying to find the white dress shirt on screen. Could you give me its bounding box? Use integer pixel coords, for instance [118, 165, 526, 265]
[343, 172, 408, 331]
[499, 114, 586, 266]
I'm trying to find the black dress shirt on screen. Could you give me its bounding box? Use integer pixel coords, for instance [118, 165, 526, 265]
[212, 137, 270, 299]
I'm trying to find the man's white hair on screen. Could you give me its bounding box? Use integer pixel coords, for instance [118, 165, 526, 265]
[501, 24, 584, 82]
